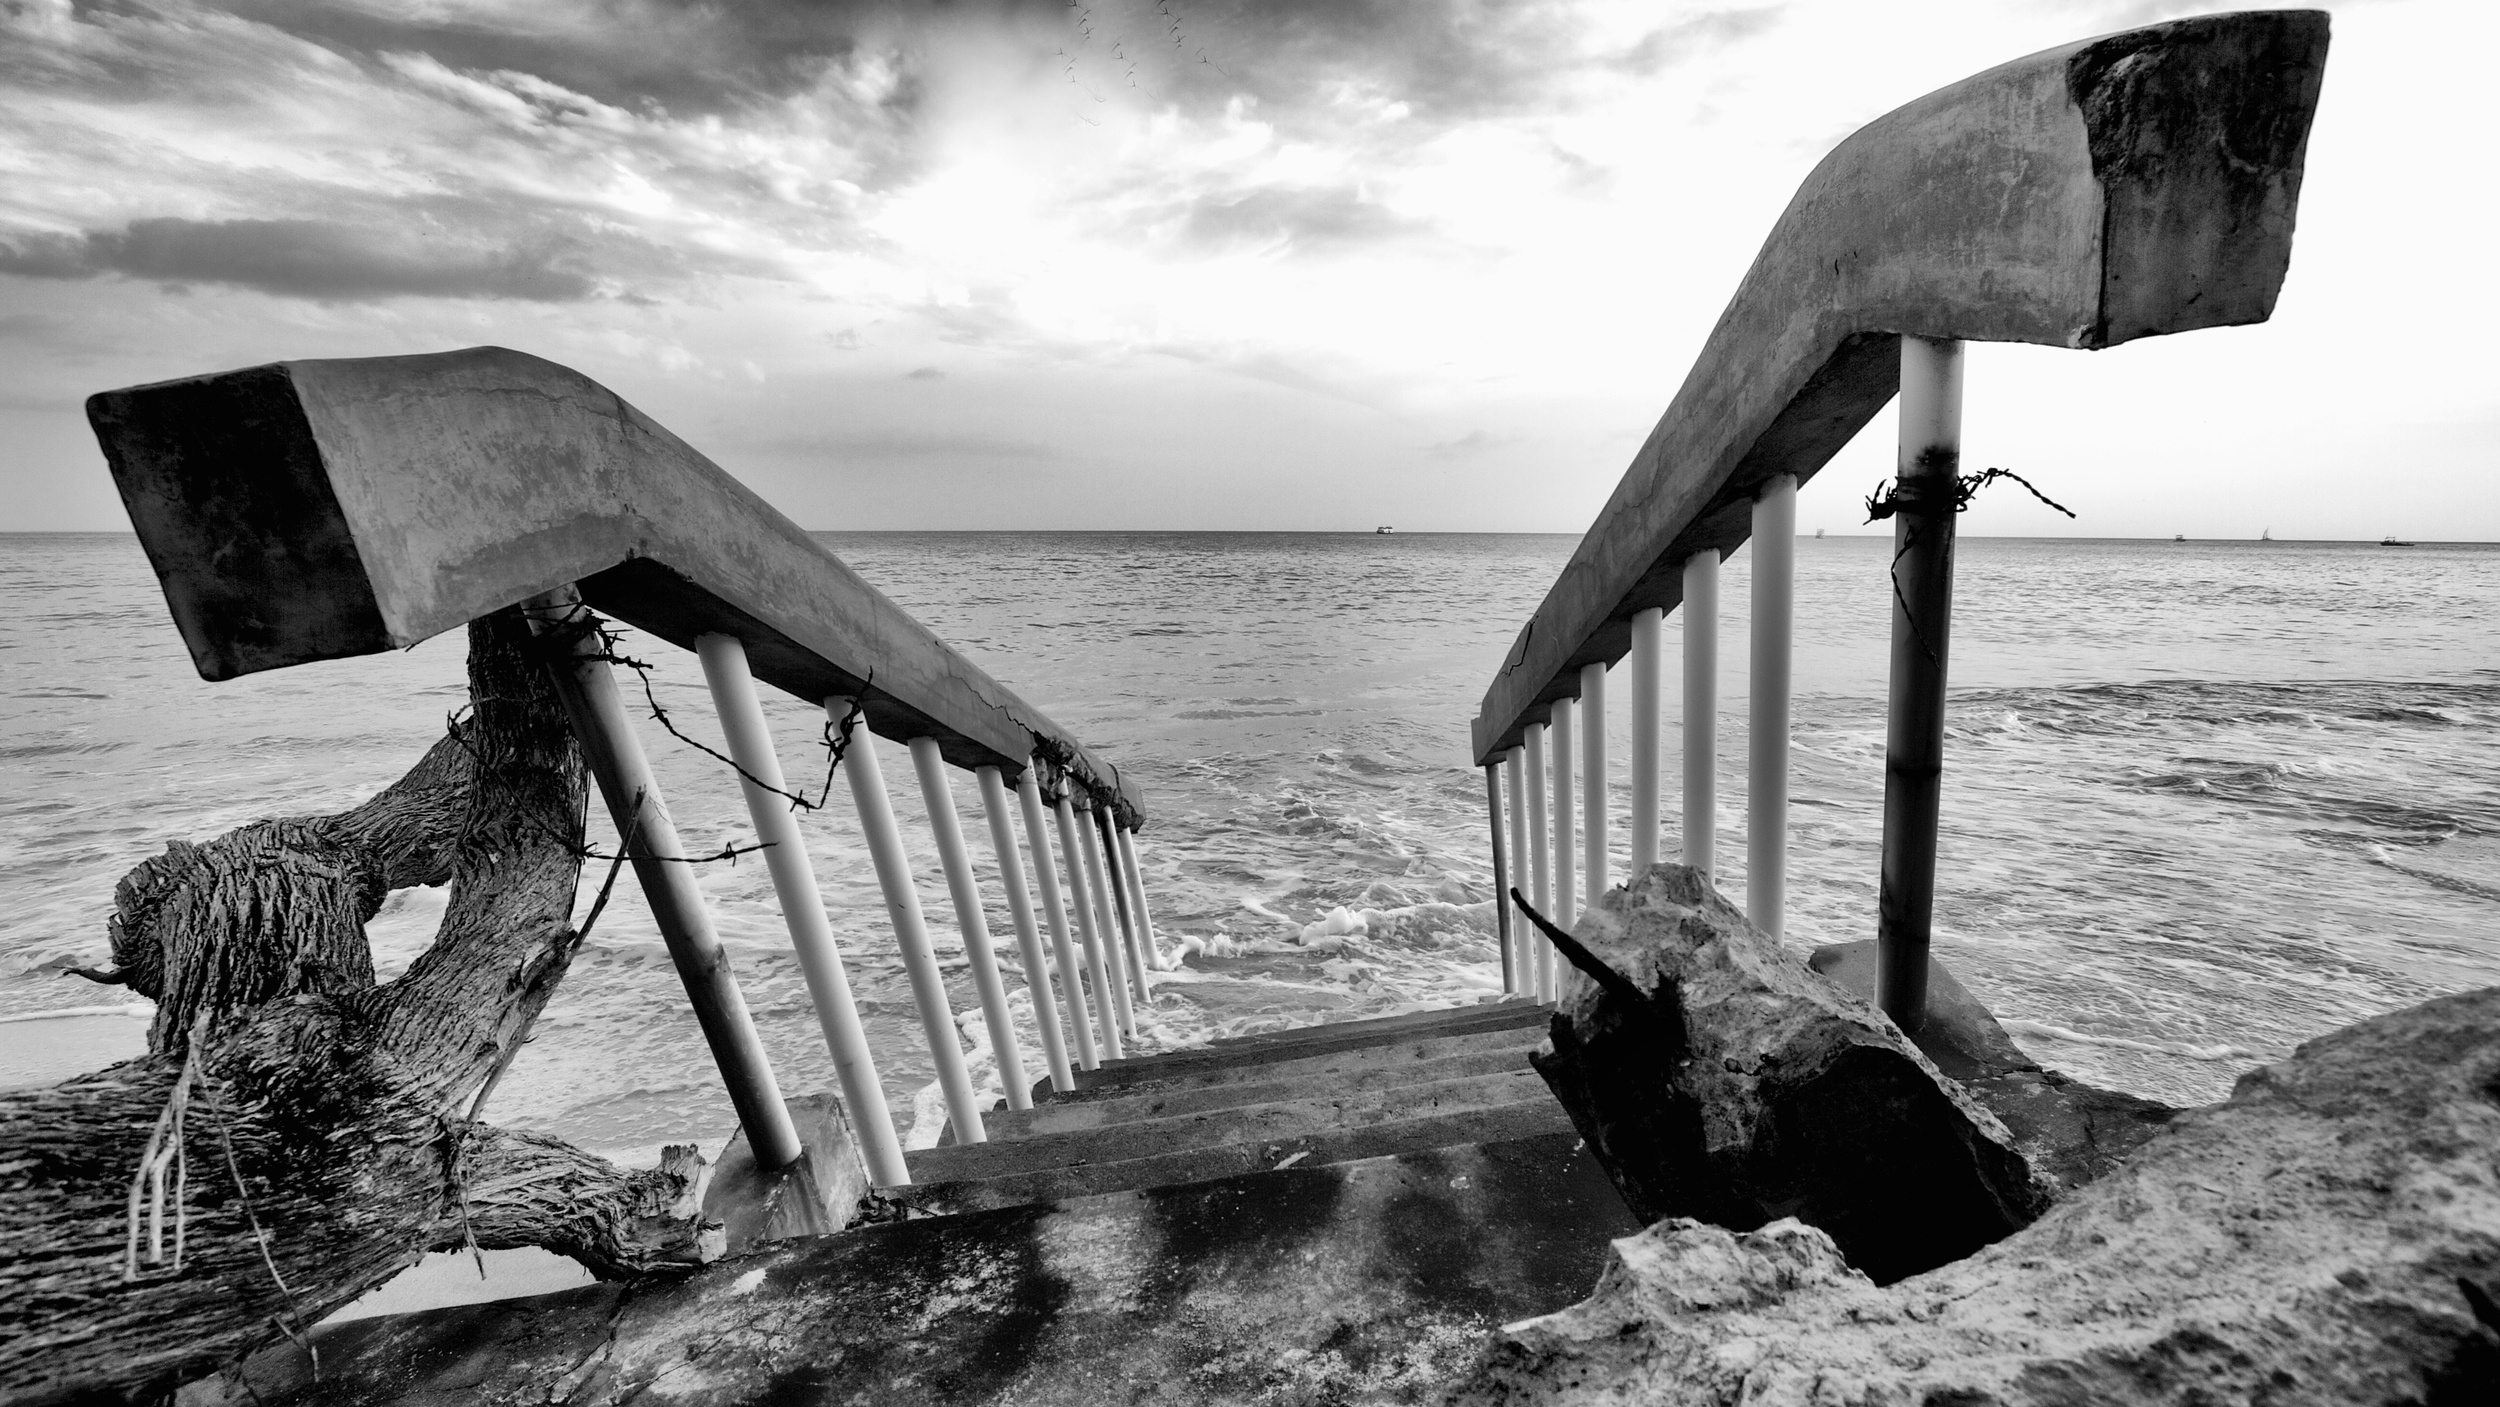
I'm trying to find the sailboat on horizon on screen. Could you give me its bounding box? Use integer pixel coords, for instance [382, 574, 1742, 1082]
[2261, 526, 2274, 542]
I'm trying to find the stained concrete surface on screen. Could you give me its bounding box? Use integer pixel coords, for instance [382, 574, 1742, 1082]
[184, 1132, 1638, 1406]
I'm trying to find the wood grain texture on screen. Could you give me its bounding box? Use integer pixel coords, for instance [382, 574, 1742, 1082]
[0, 613, 711, 1407]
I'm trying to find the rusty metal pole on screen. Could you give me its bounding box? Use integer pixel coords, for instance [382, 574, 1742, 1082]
[525, 594, 802, 1169]
[1878, 335, 1966, 1034]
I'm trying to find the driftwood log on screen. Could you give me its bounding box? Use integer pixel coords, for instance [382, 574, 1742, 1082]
[0, 609, 714, 1407]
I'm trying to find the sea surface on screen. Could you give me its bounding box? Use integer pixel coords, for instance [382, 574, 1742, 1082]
[3, 531, 2496, 1160]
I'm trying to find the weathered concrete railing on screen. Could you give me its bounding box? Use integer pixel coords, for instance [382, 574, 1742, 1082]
[1476, 11, 2328, 1028]
[86, 346, 1166, 1185]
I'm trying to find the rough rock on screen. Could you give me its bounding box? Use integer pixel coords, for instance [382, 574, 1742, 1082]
[1807, 939, 2177, 1194]
[1457, 984, 2500, 1405]
[1529, 865, 2050, 1283]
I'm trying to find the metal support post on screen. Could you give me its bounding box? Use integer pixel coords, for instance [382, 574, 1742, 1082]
[833, 701, 985, 1144]
[1552, 696, 1578, 949]
[1114, 824, 1161, 988]
[1016, 768, 1098, 1070]
[1629, 607, 1662, 876]
[527, 598, 802, 1170]
[1580, 661, 1607, 909]
[1065, 796, 1134, 1047]
[1485, 763, 1512, 994]
[1522, 721, 1554, 1002]
[1879, 335, 1966, 1034]
[910, 738, 1032, 1112]
[1748, 475, 1797, 938]
[1094, 805, 1152, 1010]
[977, 765, 1073, 1094]
[1683, 553, 1720, 876]
[694, 633, 903, 1184]
[1504, 748, 1530, 995]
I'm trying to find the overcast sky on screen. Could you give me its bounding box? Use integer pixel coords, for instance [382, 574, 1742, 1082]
[1, 0, 2489, 538]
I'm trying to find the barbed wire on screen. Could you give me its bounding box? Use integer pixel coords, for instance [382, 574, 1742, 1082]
[1864, 466, 2078, 666]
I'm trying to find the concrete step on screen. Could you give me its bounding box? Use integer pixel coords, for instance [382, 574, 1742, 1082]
[898, 1097, 1579, 1216]
[1174, 997, 1547, 1052]
[984, 1039, 1544, 1140]
[1070, 1001, 1550, 1091]
[909, 1066, 1553, 1184]
[1052, 1016, 1552, 1106]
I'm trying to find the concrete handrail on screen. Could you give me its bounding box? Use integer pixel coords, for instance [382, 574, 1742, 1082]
[1470, 10, 2328, 762]
[86, 345, 1144, 822]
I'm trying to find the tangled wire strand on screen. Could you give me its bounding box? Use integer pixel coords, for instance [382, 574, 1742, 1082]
[1864, 466, 2078, 665]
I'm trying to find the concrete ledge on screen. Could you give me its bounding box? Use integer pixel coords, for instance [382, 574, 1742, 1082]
[185, 1132, 1639, 1406]
[84, 347, 1145, 818]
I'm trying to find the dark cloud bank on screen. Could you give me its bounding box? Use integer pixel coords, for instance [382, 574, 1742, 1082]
[0, 217, 603, 301]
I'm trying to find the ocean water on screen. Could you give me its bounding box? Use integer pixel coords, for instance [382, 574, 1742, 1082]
[2, 531, 2495, 1159]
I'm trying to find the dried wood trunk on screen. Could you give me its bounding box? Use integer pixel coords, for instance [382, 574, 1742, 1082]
[0, 609, 713, 1407]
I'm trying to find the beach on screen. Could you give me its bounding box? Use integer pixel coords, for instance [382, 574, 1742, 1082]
[4, 530, 2496, 1156]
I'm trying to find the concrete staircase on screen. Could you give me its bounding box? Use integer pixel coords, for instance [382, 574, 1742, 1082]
[902, 998, 1571, 1214]
[196, 998, 1641, 1406]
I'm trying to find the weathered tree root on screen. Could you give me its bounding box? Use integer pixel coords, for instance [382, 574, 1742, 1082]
[0, 609, 715, 1407]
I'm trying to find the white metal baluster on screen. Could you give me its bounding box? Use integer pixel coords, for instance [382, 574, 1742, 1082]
[978, 764, 1073, 1095]
[1504, 747, 1531, 995]
[530, 600, 801, 1169]
[1016, 768, 1098, 1070]
[1748, 476, 1797, 937]
[694, 634, 904, 1185]
[1629, 607, 1663, 877]
[1552, 695, 1578, 991]
[1093, 805, 1152, 1014]
[1114, 823, 1161, 987]
[1065, 795, 1135, 1048]
[1485, 762, 1513, 995]
[910, 738, 1031, 1113]
[1580, 661, 1607, 910]
[833, 701, 984, 1145]
[1522, 721, 1554, 1003]
[1683, 552, 1720, 876]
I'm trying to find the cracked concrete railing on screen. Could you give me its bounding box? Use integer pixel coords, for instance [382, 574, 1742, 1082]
[87, 346, 1161, 1183]
[1473, 12, 2328, 1030]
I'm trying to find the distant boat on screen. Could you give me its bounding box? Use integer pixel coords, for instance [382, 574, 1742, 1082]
[2381, 535, 2415, 547]
[1374, 525, 1395, 535]
[2173, 533, 2185, 542]
[1815, 528, 1827, 539]
[2261, 527, 2274, 542]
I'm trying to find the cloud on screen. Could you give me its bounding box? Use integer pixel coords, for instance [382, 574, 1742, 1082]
[0, 217, 604, 302]
[765, 428, 1057, 460]
[1429, 429, 1509, 456]
[1608, 8, 1785, 76]
[204, 0, 949, 115]
[1162, 183, 1434, 254]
